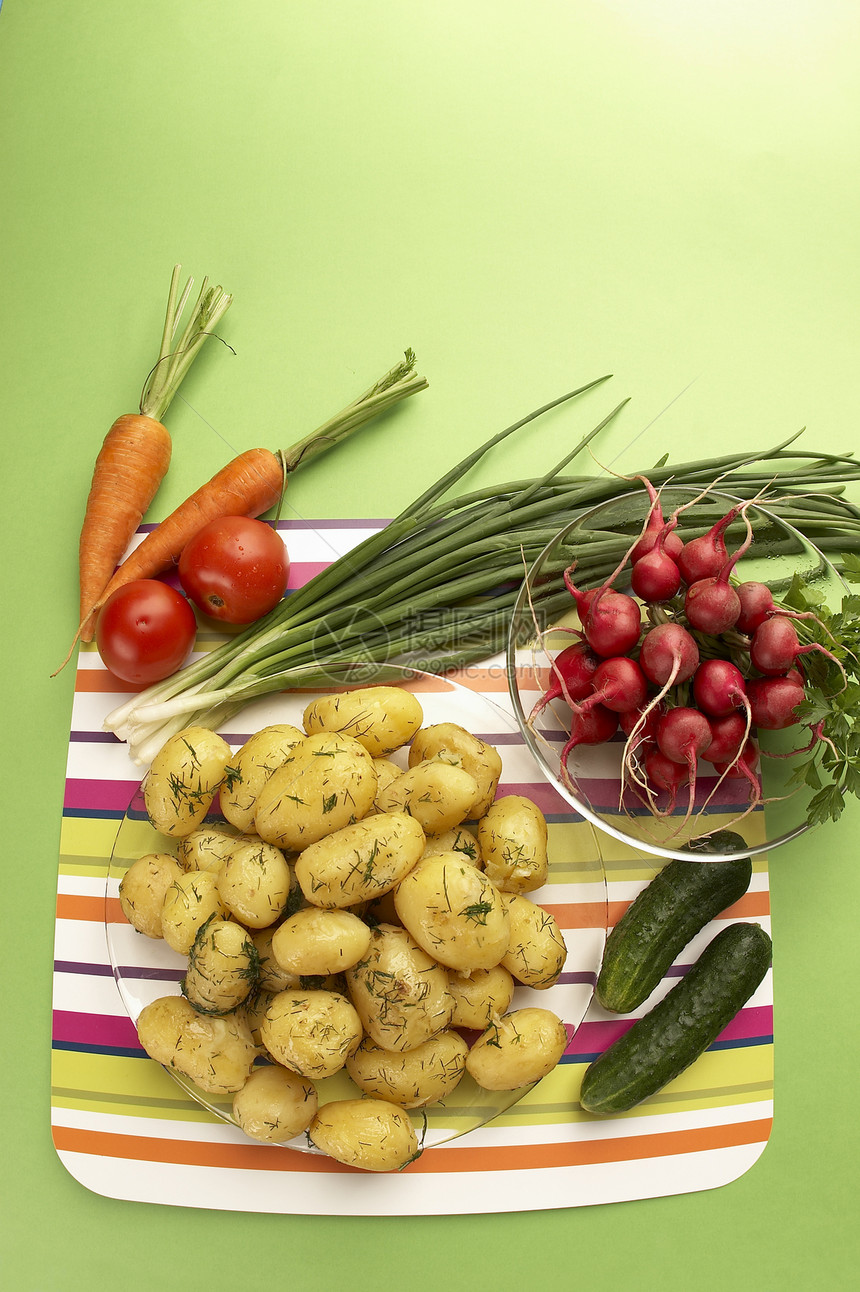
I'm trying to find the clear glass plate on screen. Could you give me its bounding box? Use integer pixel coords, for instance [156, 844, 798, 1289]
[106, 665, 608, 1153]
[507, 487, 847, 862]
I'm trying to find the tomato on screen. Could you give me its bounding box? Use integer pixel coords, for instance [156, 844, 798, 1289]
[178, 516, 290, 624]
[96, 580, 197, 685]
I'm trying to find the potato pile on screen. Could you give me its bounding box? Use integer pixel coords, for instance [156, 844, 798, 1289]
[120, 685, 569, 1173]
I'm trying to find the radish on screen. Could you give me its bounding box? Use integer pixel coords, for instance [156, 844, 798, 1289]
[629, 477, 684, 563]
[683, 504, 754, 635]
[564, 569, 643, 659]
[643, 748, 691, 815]
[735, 579, 834, 639]
[750, 616, 843, 679]
[701, 710, 749, 764]
[529, 640, 600, 722]
[746, 674, 805, 730]
[711, 738, 762, 808]
[559, 704, 618, 788]
[655, 706, 713, 825]
[676, 505, 741, 584]
[638, 622, 700, 687]
[630, 522, 682, 603]
[691, 658, 747, 717]
[575, 656, 648, 715]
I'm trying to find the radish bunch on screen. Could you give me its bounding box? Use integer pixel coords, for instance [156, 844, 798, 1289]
[530, 482, 844, 835]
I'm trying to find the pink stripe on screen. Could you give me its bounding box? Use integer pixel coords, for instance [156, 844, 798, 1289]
[64, 779, 138, 813]
[53, 1009, 140, 1050]
[568, 1004, 773, 1057]
[286, 561, 330, 589]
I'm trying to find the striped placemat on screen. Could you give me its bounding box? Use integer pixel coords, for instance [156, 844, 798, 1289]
[51, 520, 773, 1215]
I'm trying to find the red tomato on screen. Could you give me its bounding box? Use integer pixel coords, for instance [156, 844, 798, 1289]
[96, 580, 197, 685]
[178, 516, 290, 624]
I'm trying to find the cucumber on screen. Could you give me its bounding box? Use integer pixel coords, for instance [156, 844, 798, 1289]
[580, 921, 772, 1115]
[596, 831, 753, 1014]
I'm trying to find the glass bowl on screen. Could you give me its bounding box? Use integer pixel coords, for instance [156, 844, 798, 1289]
[506, 486, 847, 863]
[106, 665, 608, 1154]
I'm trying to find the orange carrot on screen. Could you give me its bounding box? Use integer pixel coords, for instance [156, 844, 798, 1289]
[79, 350, 427, 633]
[75, 265, 233, 642]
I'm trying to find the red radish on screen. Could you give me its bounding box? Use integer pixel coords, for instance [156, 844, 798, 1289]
[735, 581, 777, 635]
[638, 622, 700, 687]
[692, 658, 747, 717]
[676, 505, 741, 584]
[746, 674, 805, 730]
[559, 704, 618, 786]
[563, 568, 642, 658]
[656, 707, 713, 766]
[529, 640, 600, 722]
[629, 477, 684, 563]
[750, 616, 843, 679]
[630, 525, 682, 602]
[712, 738, 762, 807]
[643, 748, 691, 814]
[620, 702, 662, 747]
[701, 710, 749, 764]
[575, 656, 648, 715]
[683, 505, 754, 635]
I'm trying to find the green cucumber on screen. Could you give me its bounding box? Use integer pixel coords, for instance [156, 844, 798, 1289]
[580, 921, 772, 1115]
[596, 831, 753, 1014]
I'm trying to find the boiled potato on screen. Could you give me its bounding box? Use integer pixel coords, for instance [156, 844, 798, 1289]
[118, 852, 184, 939]
[254, 732, 378, 851]
[408, 722, 502, 817]
[250, 925, 302, 993]
[394, 855, 510, 972]
[448, 964, 516, 1030]
[220, 723, 305, 832]
[261, 988, 363, 1079]
[346, 1031, 469, 1108]
[232, 1064, 318, 1144]
[372, 757, 404, 798]
[182, 917, 260, 1014]
[303, 685, 423, 757]
[500, 892, 567, 989]
[421, 826, 482, 868]
[176, 825, 246, 873]
[161, 869, 227, 955]
[136, 994, 258, 1094]
[478, 795, 549, 893]
[375, 762, 479, 834]
[308, 1098, 419, 1172]
[271, 907, 372, 976]
[346, 923, 454, 1052]
[216, 837, 293, 928]
[465, 1008, 569, 1091]
[239, 989, 280, 1046]
[143, 726, 233, 838]
[294, 812, 425, 908]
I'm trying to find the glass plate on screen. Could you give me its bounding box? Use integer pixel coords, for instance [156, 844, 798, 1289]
[106, 666, 608, 1153]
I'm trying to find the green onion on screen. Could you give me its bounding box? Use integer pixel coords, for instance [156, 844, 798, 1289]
[105, 378, 860, 764]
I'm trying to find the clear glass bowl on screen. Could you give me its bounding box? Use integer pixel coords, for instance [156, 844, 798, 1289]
[107, 665, 608, 1153]
[506, 486, 847, 863]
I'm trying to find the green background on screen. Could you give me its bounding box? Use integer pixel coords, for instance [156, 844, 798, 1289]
[2, 1, 858, 1287]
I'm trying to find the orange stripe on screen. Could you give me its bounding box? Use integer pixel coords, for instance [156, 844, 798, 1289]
[52, 1118, 772, 1175]
[57, 893, 119, 922]
[74, 668, 137, 694]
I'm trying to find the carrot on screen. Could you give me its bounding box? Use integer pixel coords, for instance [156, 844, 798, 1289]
[76, 265, 233, 641]
[76, 349, 427, 639]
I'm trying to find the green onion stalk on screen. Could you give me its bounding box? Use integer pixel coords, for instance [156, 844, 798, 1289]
[105, 375, 860, 764]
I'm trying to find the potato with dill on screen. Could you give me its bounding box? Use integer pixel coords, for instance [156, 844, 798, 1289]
[118, 852, 184, 939]
[478, 795, 549, 894]
[448, 964, 516, 1030]
[500, 892, 567, 989]
[176, 824, 247, 873]
[375, 761, 479, 834]
[303, 684, 424, 758]
[421, 825, 482, 867]
[161, 869, 227, 955]
[293, 811, 425, 908]
[219, 723, 305, 832]
[466, 1008, 569, 1091]
[271, 907, 372, 976]
[346, 1031, 469, 1108]
[394, 854, 510, 972]
[216, 836, 293, 928]
[308, 1098, 419, 1172]
[408, 721, 503, 817]
[346, 923, 454, 1052]
[232, 1064, 318, 1144]
[254, 731, 378, 851]
[181, 916, 260, 1014]
[261, 987, 363, 1079]
[136, 995, 258, 1095]
[143, 726, 233, 837]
